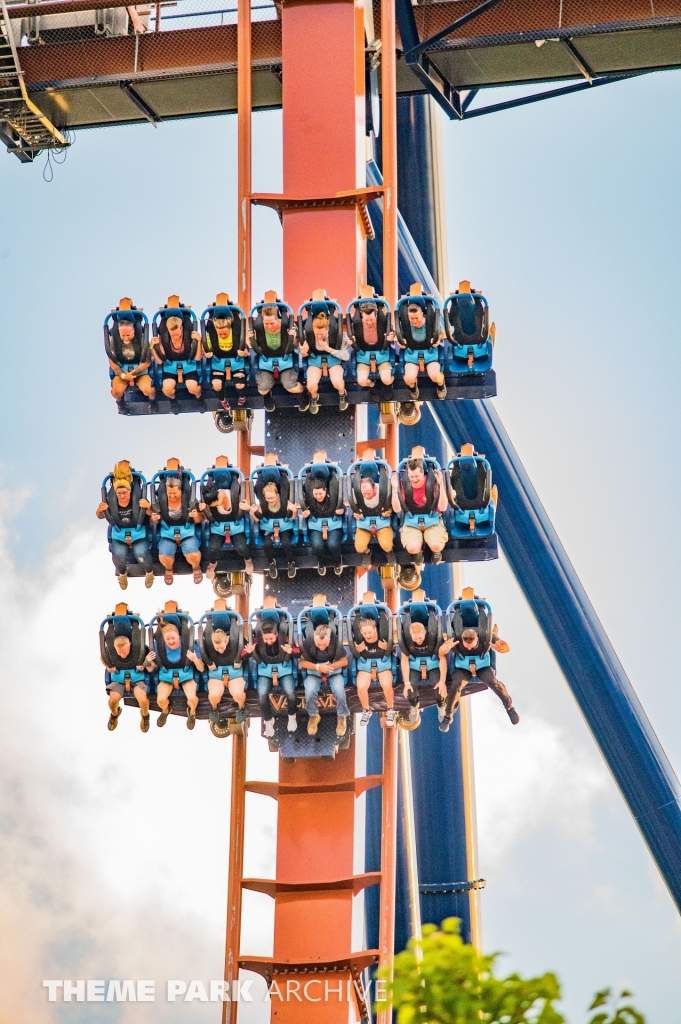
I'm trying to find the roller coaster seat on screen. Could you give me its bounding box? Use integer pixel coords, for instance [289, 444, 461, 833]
[397, 591, 444, 676]
[396, 446, 443, 530]
[249, 292, 298, 374]
[100, 604, 149, 690]
[201, 294, 248, 378]
[296, 595, 348, 684]
[347, 592, 396, 682]
[101, 463, 150, 548]
[200, 458, 250, 547]
[151, 297, 202, 383]
[150, 461, 200, 551]
[394, 284, 444, 373]
[149, 603, 199, 686]
[249, 457, 299, 546]
[446, 589, 494, 673]
[249, 600, 297, 678]
[445, 444, 497, 540]
[298, 291, 346, 372]
[346, 454, 395, 544]
[298, 452, 347, 541]
[198, 601, 246, 678]
[444, 281, 493, 374]
[104, 299, 151, 377]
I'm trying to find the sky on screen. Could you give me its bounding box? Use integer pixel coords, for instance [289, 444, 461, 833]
[1, 61, 681, 1023]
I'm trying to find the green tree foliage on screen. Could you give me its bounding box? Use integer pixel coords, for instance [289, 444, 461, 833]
[377, 918, 645, 1024]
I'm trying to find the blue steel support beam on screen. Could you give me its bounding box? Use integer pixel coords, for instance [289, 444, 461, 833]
[431, 398, 681, 911]
[366, 96, 475, 953]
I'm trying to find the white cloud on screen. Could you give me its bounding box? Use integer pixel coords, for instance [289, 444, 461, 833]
[470, 695, 609, 864]
[0, 516, 277, 1022]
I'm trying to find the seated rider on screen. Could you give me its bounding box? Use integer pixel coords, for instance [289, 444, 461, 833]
[346, 288, 395, 399]
[347, 593, 396, 727]
[347, 451, 395, 569]
[151, 459, 204, 584]
[143, 603, 204, 730]
[297, 597, 349, 738]
[104, 299, 156, 404]
[396, 284, 446, 401]
[202, 293, 249, 416]
[200, 457, 254, 579]
[151, 296, 202, 401]
[96, 461, 154, 590]
[249, 292, 310, 413]
[397, 591, 448, 724]
[299, 292, 349, 415]
[392, 446, 448, 565]
[243, 599, 299, 739]
[299, 453, 345, 577]
[100, 604, 151, 732]
[440, 588, 519, 732]
[199, 601, 248, 728]
[249, 457, 298, 580]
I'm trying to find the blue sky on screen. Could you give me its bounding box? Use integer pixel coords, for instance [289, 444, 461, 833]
[1, 65, 681, 1023]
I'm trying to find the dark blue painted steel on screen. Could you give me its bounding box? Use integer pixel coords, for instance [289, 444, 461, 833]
[400, 406, 473, 944]
[365, 120, 475, 954]
[432, 398, 681, 911]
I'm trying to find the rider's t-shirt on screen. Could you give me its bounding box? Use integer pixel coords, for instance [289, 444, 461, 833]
[165, 644, 182, 665]
[121, 341, 136, 362]
[411, 324, 427, 342]
[217, 330, 234, 353]
[401, 481, 427, 507]
[360, 638, 382, 657]
[116, 503, 135, 527]
[264, 328, 282, 352]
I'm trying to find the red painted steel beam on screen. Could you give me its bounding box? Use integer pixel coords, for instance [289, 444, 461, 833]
[280, 0, 366, 310]
[19, 22, 280, 85]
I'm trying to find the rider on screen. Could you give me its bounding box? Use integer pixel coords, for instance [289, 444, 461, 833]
[144, 604, 204, 730]
[105, 300, 156, 404]
[151, 296, 203, 401]
[297, 599, 349, 738]
[249, 458, 298, 579]
[200, 457, 254, 578]
[299, 293, 349, 415]
[151, 460, 204, 584]
[199, 601, 248, 727]
[347, 594, 396, 727]
[347, 452, 395, 568]
[440, 588, 519, 731]
[299, 454, 345, 576]
[96, 461, 154, 590]
[100, 604, 151, 732]
[202, 294, 249, 413]
[244, 599, 299, 739]
[249, 291, 310, 413]
[397, 592, 447, 723]
[392, 446, 448, 565]
[396, 284, 446, 400]
[347, 290, 395, 399]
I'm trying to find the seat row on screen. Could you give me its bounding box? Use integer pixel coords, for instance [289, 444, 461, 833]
[101, 591, 519, 745]
[104, 283, 497, 425]
[96, 446, 498, 594]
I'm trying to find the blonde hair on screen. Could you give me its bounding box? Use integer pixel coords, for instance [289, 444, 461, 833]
[312, 312, 329, 330]
[314, 624, 330, 641]
[212, 628, 228, 645]
[263, 482, 279, 497]
[166, 316, 183, 330]
[112, 462, 133, 491]
[214, 317, 232, 328]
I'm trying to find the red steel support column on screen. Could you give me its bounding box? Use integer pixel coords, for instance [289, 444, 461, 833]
[237, 0, 251, 314]
[281, 0, 366, 309]
[381, 0, 398, 311]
